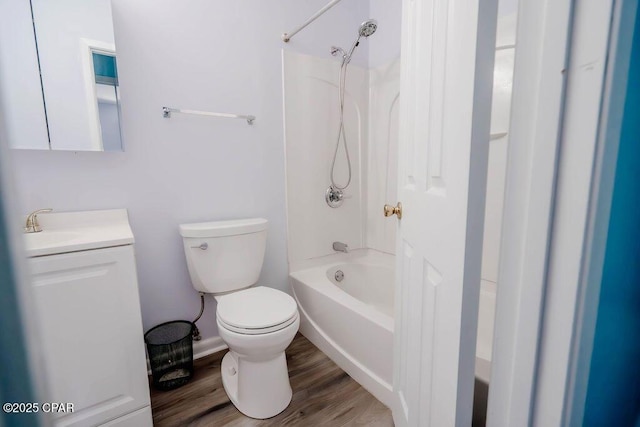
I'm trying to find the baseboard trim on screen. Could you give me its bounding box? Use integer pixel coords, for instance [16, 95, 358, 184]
[147, 336, 228, 375]
[193, 336, 228, 360]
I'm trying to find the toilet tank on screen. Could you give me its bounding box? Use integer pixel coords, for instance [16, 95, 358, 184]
[179, 218, 268, 294]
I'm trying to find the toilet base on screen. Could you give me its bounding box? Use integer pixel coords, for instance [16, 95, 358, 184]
[220, 351, 292, 419]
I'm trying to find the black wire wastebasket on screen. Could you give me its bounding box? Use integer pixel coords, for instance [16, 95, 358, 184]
[144, 320, 194, 391]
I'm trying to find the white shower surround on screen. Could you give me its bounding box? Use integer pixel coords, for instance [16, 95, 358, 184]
[366, 59, 401, 254]
[282, 50, 399, 268]
[283, 50, 401, 407]
[283, 13, 516, 403]
[282, 50, 369, 266]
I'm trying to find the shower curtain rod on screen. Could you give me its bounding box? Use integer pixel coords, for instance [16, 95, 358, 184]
[282, 0, 344, 42]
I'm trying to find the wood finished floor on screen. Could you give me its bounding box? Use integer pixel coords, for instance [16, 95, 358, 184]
[150, 333, 393, 426]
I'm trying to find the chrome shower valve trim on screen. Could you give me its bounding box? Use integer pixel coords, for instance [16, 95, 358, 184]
[325, 185, 345, 208]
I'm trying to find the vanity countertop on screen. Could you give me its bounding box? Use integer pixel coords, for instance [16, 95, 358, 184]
[23, 209, 134, 257]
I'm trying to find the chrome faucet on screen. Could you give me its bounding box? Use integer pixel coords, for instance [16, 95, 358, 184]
[24, 208, 53, 233]
[333, 241, 349, 253]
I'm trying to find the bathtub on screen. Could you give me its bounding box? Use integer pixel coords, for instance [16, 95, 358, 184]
[290, 249, 395, 406]
[290, 249, 496, 409]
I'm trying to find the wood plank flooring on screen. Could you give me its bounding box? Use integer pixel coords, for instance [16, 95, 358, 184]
[150, 333, 393, 426]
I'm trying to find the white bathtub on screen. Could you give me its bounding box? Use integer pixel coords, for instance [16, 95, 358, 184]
[290, 249, 496, 409]
[290, 249, 395, 406]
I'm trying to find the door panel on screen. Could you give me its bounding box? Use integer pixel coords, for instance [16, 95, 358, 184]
[392, 0, 497, 425]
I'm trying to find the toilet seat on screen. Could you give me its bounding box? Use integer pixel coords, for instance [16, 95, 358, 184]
[217, 312, 299, 335]
[216, 286, 299, 335]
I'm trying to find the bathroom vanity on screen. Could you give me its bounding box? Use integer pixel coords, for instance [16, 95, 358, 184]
[24, 209, 152, 427]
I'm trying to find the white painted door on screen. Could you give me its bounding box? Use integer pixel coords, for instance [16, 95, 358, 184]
[392, 0, 497, 426]
[29, 245, 151, 427]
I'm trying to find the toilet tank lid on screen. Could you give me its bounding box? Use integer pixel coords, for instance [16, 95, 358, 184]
[179, 218, 268, 238]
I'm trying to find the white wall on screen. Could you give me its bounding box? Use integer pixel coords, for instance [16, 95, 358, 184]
[9, 0, 370, 341]
[368, 0, 403, 68]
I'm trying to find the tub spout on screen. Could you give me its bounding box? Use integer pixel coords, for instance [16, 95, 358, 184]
[333, 241, 349, 253]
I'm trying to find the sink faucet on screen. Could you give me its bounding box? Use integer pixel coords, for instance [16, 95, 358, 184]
[24, 208, 53, 233]
[333, 241, 349, 253]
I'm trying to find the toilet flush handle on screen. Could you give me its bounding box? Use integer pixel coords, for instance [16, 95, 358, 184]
[191, 243, 208, 250]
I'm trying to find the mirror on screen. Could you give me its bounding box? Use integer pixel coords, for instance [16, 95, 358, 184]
[0, 0, 124, 151]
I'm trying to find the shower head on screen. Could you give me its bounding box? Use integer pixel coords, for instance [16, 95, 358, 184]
[331, 19, 378, 63]
[358, 19, 378, 37]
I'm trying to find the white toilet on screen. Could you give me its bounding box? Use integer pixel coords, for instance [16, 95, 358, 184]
[179, 218, 299, 419]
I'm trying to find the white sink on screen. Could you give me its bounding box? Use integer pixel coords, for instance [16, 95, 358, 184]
[22, 209, 134, 257]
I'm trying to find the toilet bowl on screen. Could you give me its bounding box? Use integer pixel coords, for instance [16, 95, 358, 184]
[179, 218, 299, 419]
[215, 286, 299, 418]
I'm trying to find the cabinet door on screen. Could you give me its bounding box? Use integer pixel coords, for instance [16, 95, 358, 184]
[29, 246, 151, 427]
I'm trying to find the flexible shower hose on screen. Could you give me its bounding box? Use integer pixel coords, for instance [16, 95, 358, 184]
[330, 57, 352, 191]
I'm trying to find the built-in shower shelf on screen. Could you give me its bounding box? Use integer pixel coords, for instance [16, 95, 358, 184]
[490, 132, 508, 140]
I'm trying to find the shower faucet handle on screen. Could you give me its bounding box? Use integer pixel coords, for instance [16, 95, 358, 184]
[325, 186, 344, 208]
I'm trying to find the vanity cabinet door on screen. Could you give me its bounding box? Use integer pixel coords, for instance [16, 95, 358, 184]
[28, 245, 151, 427]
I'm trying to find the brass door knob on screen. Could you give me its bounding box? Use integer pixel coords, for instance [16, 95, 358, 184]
[383, 202, 402, 219]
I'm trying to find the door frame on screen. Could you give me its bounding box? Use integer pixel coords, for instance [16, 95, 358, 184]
[564, 1, 639, 424]
[488, 0, 636, 425]
[486, 0, 574, 422]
